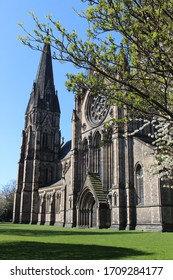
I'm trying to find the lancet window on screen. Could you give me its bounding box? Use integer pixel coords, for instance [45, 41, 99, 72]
[93, 132, 101, 174]
[135, 164, 144, 205]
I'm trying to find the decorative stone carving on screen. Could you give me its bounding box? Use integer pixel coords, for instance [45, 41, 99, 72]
[87, 94, 109, 125]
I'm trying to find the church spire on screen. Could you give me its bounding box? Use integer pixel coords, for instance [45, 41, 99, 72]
[26, 43, 60, 113]
[36, 43, 54, 97]
[13, 42, 61, 224]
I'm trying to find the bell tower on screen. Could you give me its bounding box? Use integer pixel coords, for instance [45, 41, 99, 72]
[13, 43, 61, 224]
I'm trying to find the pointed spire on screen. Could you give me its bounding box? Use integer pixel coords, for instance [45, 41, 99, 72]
[26, 42, 60, 114]
[36, 43, 54, 97]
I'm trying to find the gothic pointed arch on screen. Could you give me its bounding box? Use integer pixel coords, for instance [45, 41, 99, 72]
[77, 187, 97, 227]
[93, 131, 101, 174]
[135, 163, 144, 205]
[76, 173, 109, 228]
[40, 164, 54, 186]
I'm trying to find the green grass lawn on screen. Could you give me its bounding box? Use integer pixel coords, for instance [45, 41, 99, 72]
[0, 223, 172, 260]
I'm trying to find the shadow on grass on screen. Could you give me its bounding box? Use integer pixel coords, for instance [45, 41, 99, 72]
[0, 224, 146, 237]
[0, 241, 152, 260]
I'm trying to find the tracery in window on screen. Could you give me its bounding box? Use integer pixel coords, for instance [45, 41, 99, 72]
[87, 94, 109, 125]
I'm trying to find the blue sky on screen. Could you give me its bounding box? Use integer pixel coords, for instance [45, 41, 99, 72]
[0, 0, 88, 187]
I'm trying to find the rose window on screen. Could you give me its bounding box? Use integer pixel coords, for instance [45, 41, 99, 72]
[87, 95, 109, 125]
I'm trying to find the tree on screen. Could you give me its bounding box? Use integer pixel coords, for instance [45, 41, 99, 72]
[0, 180, 16, 222]
[19, 0, 173, 177]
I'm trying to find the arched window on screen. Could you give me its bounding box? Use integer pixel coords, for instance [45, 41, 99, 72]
[42, 130, 53, 150]
[46, 193, 51, 213]
[82, 139, 88, 182]
[105, 130, 112, 190]
[93, 132, 101, 174]
[69, 197, 72, 209]
[41, 165, 53, 185]
[42, 132, 48, 148]
[113, 192, 117, 206]
[56, 193, 61, 213]
[135, 164, 144, 205]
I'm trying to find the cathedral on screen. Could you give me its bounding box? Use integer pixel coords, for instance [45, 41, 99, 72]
[13, 43, 173, 231]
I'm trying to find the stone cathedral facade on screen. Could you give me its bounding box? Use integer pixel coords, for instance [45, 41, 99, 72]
[13, 43, 173, 231]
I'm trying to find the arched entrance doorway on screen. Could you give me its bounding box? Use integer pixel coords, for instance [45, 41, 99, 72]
[78, 189, 97, 228]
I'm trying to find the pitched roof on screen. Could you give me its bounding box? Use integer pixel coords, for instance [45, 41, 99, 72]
[60, 140, 72, 160]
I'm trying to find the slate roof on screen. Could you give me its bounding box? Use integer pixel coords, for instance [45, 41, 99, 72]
[60, 140, 72, 160]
